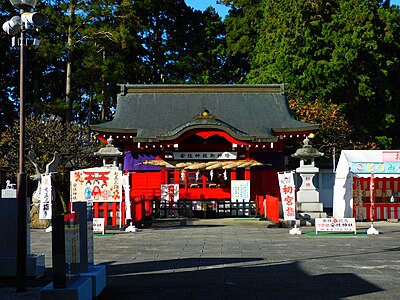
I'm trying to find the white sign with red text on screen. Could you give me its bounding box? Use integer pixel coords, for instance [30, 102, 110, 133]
[278, 172, 296, 221]
[70, 167, 122, 202]
[315, 218, 356, 234]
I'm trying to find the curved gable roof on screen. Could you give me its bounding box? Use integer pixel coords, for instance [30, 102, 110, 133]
[91, 84, 318, 142]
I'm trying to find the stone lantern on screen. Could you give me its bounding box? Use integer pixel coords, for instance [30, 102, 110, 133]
[94, 137, 123, 168]
[292, 137, 326, 219]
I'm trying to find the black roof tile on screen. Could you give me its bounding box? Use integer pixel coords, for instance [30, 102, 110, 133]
[91, 84, 318, 142]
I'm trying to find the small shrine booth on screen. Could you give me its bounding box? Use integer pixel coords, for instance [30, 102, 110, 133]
[333, 150, 400, 220]
[91, 84, 318, 224]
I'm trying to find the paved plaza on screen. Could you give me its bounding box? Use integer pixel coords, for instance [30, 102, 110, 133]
[1, 219, 400, 299]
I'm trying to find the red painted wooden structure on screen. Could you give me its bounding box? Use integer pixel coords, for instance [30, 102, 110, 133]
[353, 177, 400, 220]
[90, 85, 319, 225]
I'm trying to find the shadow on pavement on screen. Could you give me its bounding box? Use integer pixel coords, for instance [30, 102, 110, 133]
[98, 258, 383, 300]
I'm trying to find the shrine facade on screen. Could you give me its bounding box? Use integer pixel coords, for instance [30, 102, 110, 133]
[90, 84, 318, 224]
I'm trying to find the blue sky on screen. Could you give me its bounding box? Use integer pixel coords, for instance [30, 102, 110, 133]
[186, 0, 400, 19]
[185, 0, 229, 18]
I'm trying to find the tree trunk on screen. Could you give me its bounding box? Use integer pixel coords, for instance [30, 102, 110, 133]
[65, 0, 76, 122]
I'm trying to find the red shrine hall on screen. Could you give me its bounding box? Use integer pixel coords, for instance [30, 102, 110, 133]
[91, 84, 318, 225]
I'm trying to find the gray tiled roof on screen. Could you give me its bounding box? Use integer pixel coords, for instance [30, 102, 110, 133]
[91, 84, 318, 142]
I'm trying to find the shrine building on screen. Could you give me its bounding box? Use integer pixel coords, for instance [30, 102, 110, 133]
[90, 84, 318, 225]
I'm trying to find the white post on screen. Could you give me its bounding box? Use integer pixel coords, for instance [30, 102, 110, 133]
[263, 199, 266, 218]
[122, 174, 136, 232]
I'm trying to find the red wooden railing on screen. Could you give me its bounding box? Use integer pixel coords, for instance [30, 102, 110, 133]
[353, 203, 400, 220]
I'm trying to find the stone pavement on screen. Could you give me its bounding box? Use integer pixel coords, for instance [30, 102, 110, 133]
[1, 219, 400, 299]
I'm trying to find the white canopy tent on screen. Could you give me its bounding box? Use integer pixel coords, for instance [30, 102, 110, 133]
[333, 150, 400, 218]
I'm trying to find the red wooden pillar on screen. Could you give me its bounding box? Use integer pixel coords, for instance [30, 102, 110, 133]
[277, 137, 284, 151]
[112, 202, 118, 226]
[231, 169, 237, 180]
[184, 170, 188, 194]
[257, 195, 264, 215]
[174, 169, 180, 184]
[101, 203, 107, 226]
[160, 168, 167, 184]
[121, 202, 126, 226]
[245, 168, 250, 180]
[245, 146, 251, 159]
[131, 197, 136, 222]
[93, 202, 99, 218]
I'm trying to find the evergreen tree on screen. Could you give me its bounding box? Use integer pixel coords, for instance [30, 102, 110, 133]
[241, 0, 400, 148]
[0, 2, 24, 131]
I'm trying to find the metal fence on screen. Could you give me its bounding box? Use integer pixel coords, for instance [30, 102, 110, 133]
[152, 199, 257, 219]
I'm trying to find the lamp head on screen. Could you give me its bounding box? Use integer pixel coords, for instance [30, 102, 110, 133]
[9, 0, 38, 9]
[22, 12, 46, 26]
[2, 15, 21, 35]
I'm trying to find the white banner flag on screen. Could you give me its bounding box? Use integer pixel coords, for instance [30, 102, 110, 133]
[122, 174, 131, 221]
[39, 174, 52, 220]
[278, 171, 296, 221]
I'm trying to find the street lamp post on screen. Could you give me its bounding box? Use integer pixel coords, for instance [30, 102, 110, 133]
[2, 0, 45, 292]
[16, 5, 27, 292]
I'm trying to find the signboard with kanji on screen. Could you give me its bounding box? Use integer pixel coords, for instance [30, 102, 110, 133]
[231, 180, 250, 202]
[173, 151, 237, 160]
[278, 172, 296, 221]
[39, 174, 52, 219]
[93, 218, 105, 235]
[315, 218, 356, 234]
[70, 167, 122, 202]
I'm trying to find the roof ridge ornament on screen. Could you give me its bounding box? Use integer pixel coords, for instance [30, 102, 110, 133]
[195, 109, 216, 120]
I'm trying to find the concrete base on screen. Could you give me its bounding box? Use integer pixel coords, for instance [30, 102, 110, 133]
[298, 212, 327, 219]
[296, 219, 314, 226]
[298, 202, 323, 212]
[289, 226, 302, 235]
[297, 191, 320, 202]
[81, 265, 106, 297]
[125, 223, 138, 232]
[366, 224, 380, 235]
[0, 254, 45, 278]
[387, 219, 399, 223]
[40, 276, 92, 300]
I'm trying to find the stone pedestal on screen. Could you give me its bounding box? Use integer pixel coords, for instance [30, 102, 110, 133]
[0, 254, 45, 278]
[81, 265, 106, 297]
[40, 276, 92, 300]
[0, 198, 45, 278]
[296, 164, 326, 220]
